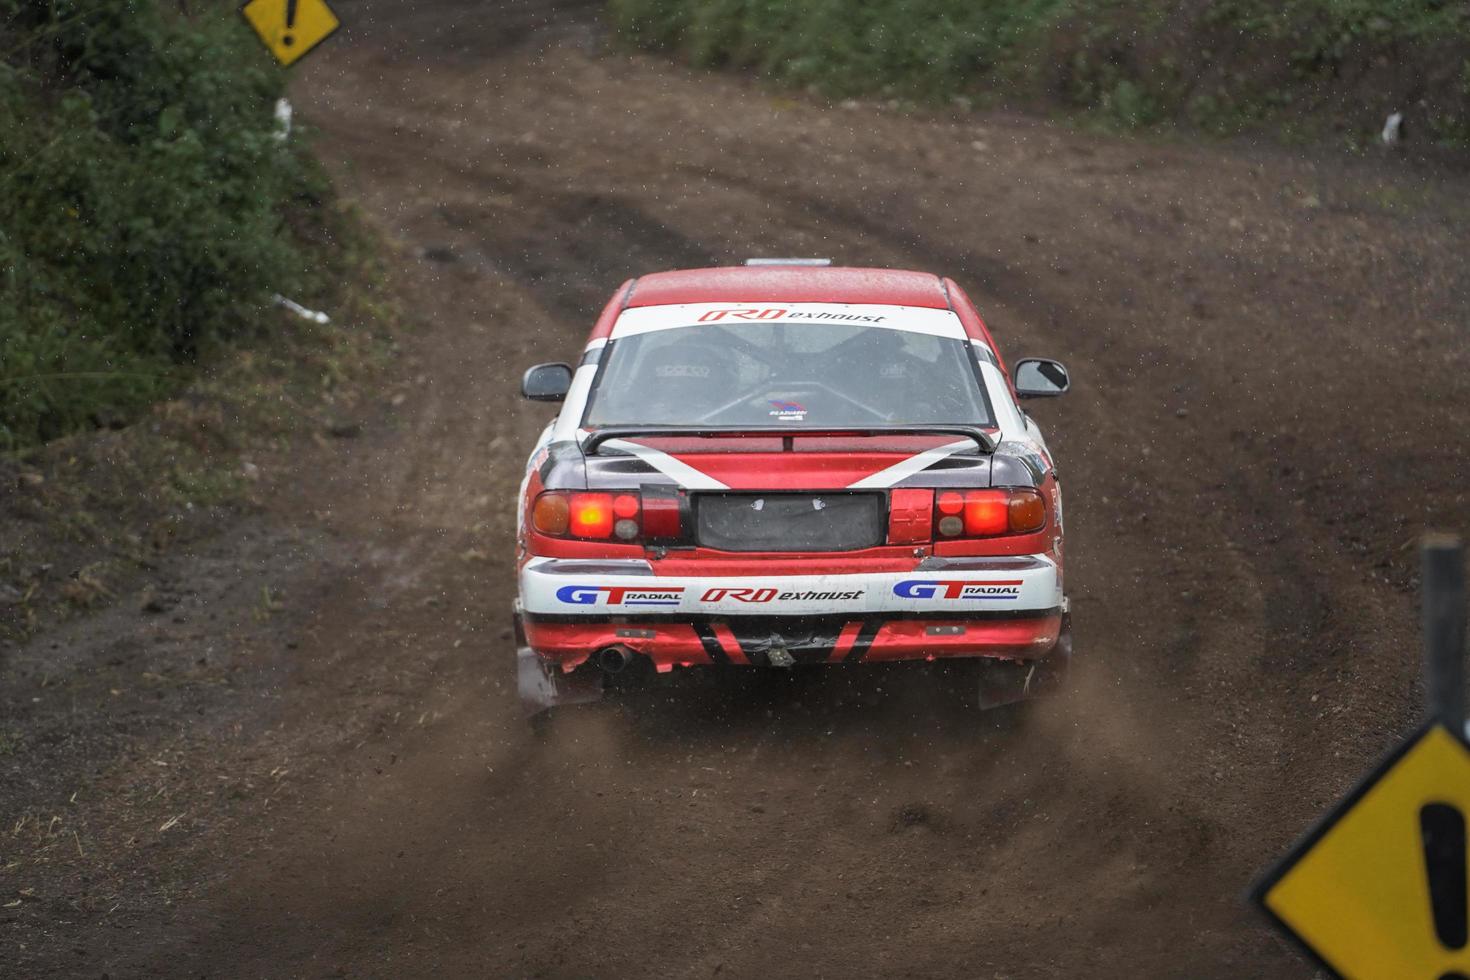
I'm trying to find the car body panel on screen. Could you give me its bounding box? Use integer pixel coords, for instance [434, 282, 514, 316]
[615, 266, 952, 317]
[514, 265, 1069, 704]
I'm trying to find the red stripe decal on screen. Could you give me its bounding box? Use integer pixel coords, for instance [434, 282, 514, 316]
[829, 622, 863, 663]
[711, 623, 749, 665]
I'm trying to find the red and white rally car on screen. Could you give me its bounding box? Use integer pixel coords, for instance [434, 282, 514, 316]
[514, 261, 1072, 714]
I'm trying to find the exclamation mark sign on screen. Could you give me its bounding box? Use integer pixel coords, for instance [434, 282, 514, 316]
[282, 0, 298, 47]
[1421, 802, 1469, 980]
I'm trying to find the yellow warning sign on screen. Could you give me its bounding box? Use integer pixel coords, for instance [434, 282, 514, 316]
[240, 0, 339, 67]
[1253, 722, 1470, 979]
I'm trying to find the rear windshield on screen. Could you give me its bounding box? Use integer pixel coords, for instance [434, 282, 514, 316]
[583, 323, 992, 429]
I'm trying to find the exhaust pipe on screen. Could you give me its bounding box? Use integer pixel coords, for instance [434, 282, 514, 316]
[595, 645, 635, 674]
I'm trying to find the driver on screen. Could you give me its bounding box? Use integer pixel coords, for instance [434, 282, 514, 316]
[642, 339, 737, 422]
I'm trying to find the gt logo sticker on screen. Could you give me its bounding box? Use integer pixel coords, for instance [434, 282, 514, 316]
[893, 580, 1022, 600]
[556, 585, 683, 606]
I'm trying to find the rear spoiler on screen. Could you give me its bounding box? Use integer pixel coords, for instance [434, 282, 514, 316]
[582, 425, 994, 455]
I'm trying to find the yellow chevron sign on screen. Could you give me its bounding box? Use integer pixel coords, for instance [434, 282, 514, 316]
[1253, 722, 1470, 979]
[241, 0, 339, 67]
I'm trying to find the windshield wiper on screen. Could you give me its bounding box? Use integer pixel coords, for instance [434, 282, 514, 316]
[582, 425, 994, 454]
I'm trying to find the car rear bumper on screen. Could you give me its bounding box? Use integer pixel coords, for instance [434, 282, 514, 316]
[518, 554, 1064, 671]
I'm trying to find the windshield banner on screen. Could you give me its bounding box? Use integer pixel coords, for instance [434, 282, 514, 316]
[612, 302, 970, 340]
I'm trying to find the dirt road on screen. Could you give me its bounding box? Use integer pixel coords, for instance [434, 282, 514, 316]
[7, 1, 1470, 976]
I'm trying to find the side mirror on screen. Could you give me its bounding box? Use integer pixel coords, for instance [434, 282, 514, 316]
[521, 362, 573, 402]
[1013, 358, 1070, 399]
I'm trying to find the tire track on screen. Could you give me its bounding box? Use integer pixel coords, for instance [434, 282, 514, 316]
[94, 2, 1470, 977]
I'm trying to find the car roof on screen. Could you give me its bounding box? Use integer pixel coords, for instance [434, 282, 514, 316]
[624, 266, 952, 310]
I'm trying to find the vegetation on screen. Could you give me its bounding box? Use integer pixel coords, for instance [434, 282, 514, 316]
[0, 180, 401, 645]
[607, 0, 1470, 143]
[0, 0, 333, 449]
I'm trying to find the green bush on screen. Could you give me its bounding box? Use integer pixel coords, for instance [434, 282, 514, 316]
[0, 0, 322, 449]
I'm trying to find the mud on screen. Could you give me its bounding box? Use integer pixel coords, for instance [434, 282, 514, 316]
[5, 1, 1470, 976]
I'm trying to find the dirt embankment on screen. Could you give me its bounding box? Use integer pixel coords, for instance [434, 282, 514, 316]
[4, 1, 1470, 976]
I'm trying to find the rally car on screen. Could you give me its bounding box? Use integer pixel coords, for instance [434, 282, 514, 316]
[514, 260, 1072, 715]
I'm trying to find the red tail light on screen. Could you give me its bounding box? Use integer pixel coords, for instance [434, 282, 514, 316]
[566, 493, 612, 538]
[611, 494, 641, 540]
[963, 491, 1008, 536]
[935, 491, 966, 538]
[932, 489, 1046, 539]
[532, 490, 684, 542]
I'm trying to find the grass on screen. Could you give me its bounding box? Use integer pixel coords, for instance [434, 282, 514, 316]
[0, 0, 336, 450]
[606, 0, 1470, 146]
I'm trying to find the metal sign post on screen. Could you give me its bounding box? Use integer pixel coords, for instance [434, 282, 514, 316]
[1251, 535, 1470, 978]
[1423, 534, 1467, 736]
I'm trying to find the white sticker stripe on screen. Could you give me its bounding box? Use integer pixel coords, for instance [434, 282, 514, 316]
[845, 439, 977, 489]
[549, 366, 601, 443]
[599, 439, 729, 490]
[613, 303, 967, 340]
[519, 557, 1061, 616]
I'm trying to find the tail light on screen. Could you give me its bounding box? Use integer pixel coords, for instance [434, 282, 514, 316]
[568, 492, 614, 538]
[533, 490, 684, 542]
[932, 489, 1045, 539]
[532, 493, 570, 535]
[538, 487, 1042, 545]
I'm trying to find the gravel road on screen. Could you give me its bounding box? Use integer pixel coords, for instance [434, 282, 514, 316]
[6, 1, 1470, 976]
